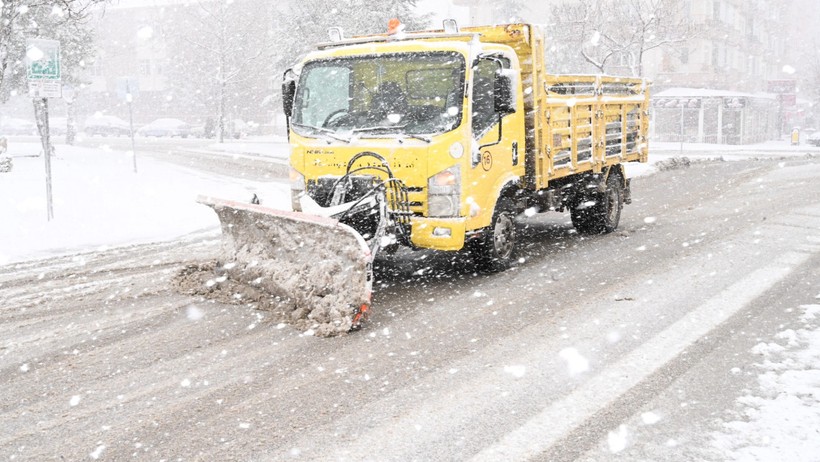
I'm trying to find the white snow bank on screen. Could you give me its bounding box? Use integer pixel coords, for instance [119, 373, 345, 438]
[204, 135, 290, 160]
[711, 304, 820, 461]
[651, 139, 820, 155]
[624, 139, 819, 179]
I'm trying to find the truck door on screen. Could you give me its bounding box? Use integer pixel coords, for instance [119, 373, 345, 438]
[470, 55, 520, 226]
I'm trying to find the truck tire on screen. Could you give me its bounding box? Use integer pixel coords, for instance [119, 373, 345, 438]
[571, 170, 623, 234]
[469, 196, 517, 272]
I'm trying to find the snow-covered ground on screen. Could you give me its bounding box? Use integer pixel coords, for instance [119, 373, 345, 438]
[179, 135, 291, 163]
[0, 141, 290, 265]
[1, 136, 819, 458]
[2, 137, 817, 265]
[624, 139, 820, 177]
[711, 302, 820, 461]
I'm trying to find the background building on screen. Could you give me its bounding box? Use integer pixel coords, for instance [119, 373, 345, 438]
[3, 0, 818, 143]
[448, 0, 818, 142]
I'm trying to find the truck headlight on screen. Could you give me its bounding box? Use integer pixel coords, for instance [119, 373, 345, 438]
[290, 168, 305, 211]
[427, 165, 461, 217]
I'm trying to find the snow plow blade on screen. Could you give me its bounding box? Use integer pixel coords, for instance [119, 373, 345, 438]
[191, 196, 373, 336]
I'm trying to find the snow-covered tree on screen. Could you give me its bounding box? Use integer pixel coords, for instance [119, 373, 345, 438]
[548, 0, 691, 76]
[491, 0, 528, 24]
[266, 0, 431, 127]
[161, 0, 431, 141]
[1, 0, 104, 149]
[163, 0, 272, 143]
[0, 0, 103, 101]
[271, 0, 432, 72]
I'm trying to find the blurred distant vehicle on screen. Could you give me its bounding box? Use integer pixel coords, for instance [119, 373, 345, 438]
[50, 117, 66, 136]
[84, 114, 130, 137]
[190, 124, 206, 138]
[49, 117, 77, 137]
[138, 118, 192, 138]
[230, 119, 258, 138]
[0, 117, 38, 136]
[807, 130, 820, 147]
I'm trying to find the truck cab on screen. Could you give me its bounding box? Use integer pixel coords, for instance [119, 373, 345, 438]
[286, 25, 524, 252]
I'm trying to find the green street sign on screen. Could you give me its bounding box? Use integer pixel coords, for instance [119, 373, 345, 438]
[26, 39, 61, 81]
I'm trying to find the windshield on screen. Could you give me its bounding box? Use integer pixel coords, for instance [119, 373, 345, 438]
[292, 52, 465, 138]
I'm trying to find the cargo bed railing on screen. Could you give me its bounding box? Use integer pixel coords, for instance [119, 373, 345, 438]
[536, 75, 650, 185]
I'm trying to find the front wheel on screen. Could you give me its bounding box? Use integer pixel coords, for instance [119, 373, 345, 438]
[571, 170, 624, 234]
[469, 197, 517, 272]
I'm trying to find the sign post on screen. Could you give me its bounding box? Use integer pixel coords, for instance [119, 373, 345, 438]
[117, 77, 139, 173]
[26, 38, 61, 221]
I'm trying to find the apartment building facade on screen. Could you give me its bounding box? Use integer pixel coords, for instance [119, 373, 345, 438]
[456, 0, 805, 142]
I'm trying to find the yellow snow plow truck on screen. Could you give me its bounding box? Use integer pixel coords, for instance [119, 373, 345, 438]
[198, 21, 649, 336]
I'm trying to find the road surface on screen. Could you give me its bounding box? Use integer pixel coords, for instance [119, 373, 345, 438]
[1, 155, 819, 461]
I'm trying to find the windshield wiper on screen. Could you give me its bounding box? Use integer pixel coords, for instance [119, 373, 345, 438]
[401, 134, 432, 143]
[352, 124, 408, 134]
[353, 125, 431, 143]
[291, 122, 351, 143]
[295, 123, 431, 143]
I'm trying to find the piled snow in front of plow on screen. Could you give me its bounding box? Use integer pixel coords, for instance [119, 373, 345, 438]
[174, 198, 371, 337]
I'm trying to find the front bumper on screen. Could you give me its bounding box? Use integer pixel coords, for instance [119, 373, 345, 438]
[410, 217, 466, 251]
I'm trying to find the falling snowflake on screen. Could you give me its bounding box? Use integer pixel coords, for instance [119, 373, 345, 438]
[503, 365, 526, 378]
[559, 348, 589, 376]
[608, 425, 628, 453]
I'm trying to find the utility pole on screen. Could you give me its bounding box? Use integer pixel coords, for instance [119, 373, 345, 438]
[37, 98, 55, 221]
[126, 79, 138, 173]
[118, 76, 140, 173]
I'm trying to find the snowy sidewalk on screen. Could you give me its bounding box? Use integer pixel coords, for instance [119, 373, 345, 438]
[651, 139, 820, 156]
[177, 135, 291, 164]
[0, 142, 290, 265]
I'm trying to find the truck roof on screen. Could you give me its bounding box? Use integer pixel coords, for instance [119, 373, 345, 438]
[317, 23, 535, 51]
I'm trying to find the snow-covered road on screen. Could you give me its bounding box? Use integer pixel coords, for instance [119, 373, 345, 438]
[1, 140, 819, 461]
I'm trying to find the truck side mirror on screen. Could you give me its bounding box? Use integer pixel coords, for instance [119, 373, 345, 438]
[282, 79, 296, 118]
[494, 72, 516, 115]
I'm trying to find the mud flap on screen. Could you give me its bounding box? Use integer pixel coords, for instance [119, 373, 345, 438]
[196, 195, 373, 336]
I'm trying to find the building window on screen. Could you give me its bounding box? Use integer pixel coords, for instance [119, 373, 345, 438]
[679, 47, 689, 65]
[139, 60, 151, 76]
[712, 44, 726, 73]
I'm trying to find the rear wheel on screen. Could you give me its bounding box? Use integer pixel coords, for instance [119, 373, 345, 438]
[469, 197, 517, 272]
[571, 170, 624, 234]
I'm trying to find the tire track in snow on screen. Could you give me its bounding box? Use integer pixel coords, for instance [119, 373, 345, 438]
[472, 251, 813, 461]
[282, 203, 820, 462]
